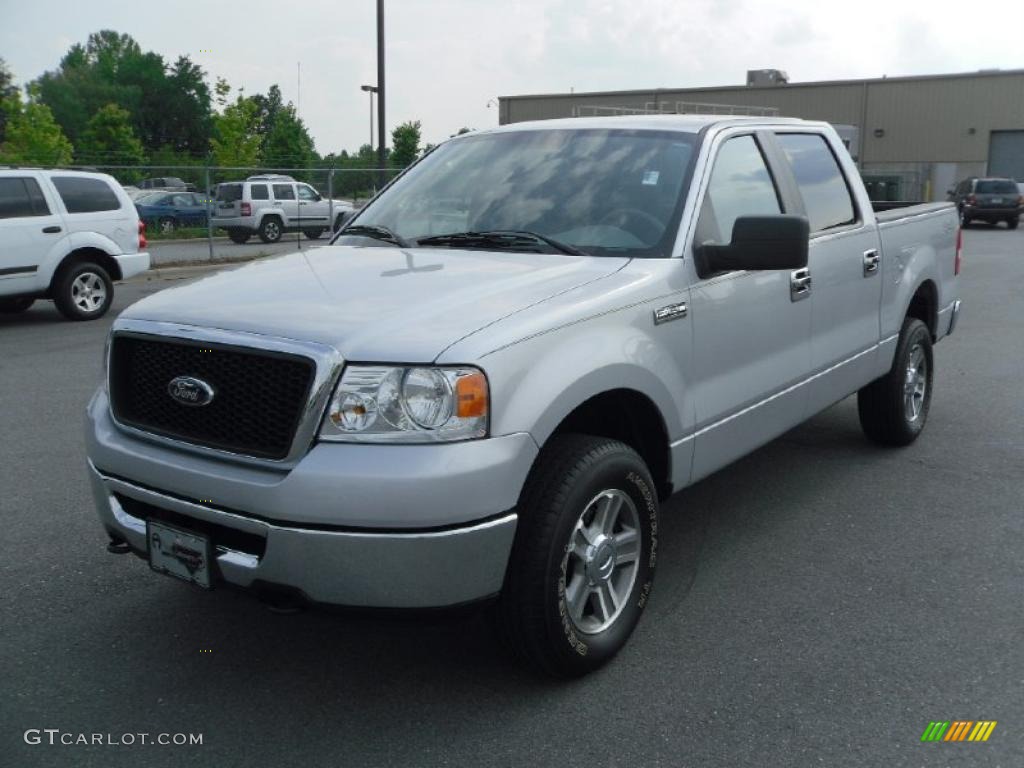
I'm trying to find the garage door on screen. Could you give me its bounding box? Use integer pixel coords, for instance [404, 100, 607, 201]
[988, 131, 1024, 181]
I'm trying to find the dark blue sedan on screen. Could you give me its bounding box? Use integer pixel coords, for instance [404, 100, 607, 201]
[135, 192, 211, 234]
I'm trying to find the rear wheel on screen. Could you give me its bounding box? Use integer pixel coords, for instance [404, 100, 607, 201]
[158, 217, 176, 235]
[857, 317, 933, 446]
[53, 262, 114, 321]
[258, 216, 283, 244]
[228, 228, 252, 244]
[0, 297, 34, 314]
[496, 434, 658, 677]
[303, 228, 324, 240]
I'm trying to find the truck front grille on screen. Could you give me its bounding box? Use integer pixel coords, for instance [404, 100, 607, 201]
[108, 335, 316, 460]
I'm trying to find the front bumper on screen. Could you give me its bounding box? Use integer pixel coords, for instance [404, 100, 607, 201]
[86, 390, 535, 607]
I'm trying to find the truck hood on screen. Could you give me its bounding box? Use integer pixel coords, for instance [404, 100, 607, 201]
[122, 245, 628, 361]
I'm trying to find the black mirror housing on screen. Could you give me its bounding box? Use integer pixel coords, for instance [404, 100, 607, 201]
[697, 215, 809, 277]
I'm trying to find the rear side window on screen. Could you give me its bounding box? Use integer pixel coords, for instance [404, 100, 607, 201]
[52, 177, 121, 213]
[217, 184, 242, 203]
[695, 135, 781, 246]
[273, 184, 295, 200]
[975, 180, 1017, 194]
[777, 134, 856, 232]
[250, 184, 269, 200]
[0, 177, 50, 218]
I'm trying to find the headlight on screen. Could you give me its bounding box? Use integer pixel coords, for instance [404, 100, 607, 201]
[319, 365, 488, 443]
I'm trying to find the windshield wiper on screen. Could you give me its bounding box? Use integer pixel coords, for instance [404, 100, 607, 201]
[417, 230, 588, 256]
[337, 224, 411, 248]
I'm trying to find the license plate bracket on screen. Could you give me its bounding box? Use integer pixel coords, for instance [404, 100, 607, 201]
[147, 520, 213, 589]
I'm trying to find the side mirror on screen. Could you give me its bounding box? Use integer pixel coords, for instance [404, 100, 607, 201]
[697, 215, 809, 277]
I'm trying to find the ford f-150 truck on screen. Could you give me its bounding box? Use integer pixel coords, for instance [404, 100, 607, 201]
[86, 116, 961, 677]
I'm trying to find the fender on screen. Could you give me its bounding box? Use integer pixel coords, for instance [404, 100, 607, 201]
[478, 317, 695, 491]
[36, 231, 122, 289]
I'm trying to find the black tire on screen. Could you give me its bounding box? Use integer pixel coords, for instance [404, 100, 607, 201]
[0, 297, 34, 314]
[53, 261, 114, 321]
[303, 228, 324, 240]
[857, 317, 933, 446]
[228, 228, 252, 244]
[258, 216, 283, 244]
[496, 433, 659, 677]
[1007, 218, 1018, 230]
[158, 217, 176, 235]
[333, 213, 347, 233]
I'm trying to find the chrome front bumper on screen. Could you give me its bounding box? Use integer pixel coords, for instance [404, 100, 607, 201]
[89, 461, 518, 608]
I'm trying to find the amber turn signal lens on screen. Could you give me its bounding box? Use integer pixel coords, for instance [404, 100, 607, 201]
[455, 371, 488, 418]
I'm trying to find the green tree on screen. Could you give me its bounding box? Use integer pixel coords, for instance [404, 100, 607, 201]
[33, 31, 212, 156]
[0, 58, 19, 143]
[263, 104, 316, 172]
[210, 96, 260, 169]
[0, 95, 74, 165]
[390, 120, 422, 168]
[77, 103, 146, 172]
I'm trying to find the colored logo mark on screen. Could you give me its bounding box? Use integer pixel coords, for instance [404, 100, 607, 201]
[921, 721, 997, 742]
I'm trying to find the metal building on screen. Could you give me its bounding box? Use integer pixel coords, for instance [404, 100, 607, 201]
[498, 69, 1024, 201]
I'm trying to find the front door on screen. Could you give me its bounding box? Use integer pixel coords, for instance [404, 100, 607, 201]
[687, 133, 813, 482]
[272, 183, 299, 227]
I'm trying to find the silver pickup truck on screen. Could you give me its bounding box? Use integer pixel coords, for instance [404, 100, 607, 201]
[86, 116, 961, 677]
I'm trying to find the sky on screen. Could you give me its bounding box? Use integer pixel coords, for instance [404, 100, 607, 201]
[2, 0, 1023, 155]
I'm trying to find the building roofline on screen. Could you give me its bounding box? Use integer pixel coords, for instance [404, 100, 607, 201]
[499, 68, 1024, 102]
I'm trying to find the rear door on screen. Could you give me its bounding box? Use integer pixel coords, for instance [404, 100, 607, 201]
[771, 131, 882, 415]
[51, 174, 136, 252]
[0, 175, 64, 294]
[272, 183, 299, 226]
[687, 131, 813, 482]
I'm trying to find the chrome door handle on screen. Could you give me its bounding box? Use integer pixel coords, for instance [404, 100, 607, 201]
[863, 249, 880, 276]
[790, 268, 812, 302]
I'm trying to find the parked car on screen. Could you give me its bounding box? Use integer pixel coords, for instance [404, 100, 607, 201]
[135, 191, 211, 233]
[0, 169, 149, 320]
[211, 178, 355, 243]
[137, 176, 188, 191]
[86, 117, 961, 675]
[947, 177, 1021, 228]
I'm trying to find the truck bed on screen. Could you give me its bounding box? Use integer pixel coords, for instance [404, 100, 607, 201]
[873, 201, 954, 222]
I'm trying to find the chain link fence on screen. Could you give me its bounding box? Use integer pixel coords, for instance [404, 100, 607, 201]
[43, 163, 404, 265]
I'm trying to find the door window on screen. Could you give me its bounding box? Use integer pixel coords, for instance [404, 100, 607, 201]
[250, 184, 269, 200]
[777, 133, 856, 232]
[297, 185, 319, 201]
[0, 178, 50, 218]
[273, 184, 295, 200]
[695, 135, 781, 247]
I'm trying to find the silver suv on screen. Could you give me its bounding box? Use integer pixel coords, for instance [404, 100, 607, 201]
[211, 175, 355, 244]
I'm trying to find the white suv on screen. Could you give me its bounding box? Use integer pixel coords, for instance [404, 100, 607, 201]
[211, 175, 355, 244]
[0, 169, 149, 320]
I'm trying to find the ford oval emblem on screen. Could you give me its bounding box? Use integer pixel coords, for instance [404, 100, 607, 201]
[167, 376, 215, 407]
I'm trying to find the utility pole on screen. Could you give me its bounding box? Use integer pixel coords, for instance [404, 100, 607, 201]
[376, 0, 386, 188]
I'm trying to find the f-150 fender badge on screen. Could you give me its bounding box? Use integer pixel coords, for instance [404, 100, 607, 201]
[653, 302, 688, 325]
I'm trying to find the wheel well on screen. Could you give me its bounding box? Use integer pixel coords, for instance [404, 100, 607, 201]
[551, 389, 672, 500]
[907, 280, 938, 339]
[48, 248, 121, 294]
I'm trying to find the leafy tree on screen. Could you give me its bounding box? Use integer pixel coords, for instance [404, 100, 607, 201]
[210, 96, 260, 170]
[0, 95, 74, 165]
[0, 58, 19, 143]
[33, 31, 212, 156]
[263, 104, 316, 172]
[214, 77, 231, 109]
[391, 120, 422, 168]
[77, 103, 146, 173]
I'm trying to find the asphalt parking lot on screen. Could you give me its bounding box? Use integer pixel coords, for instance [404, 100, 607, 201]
[2, 227, 1022, 767]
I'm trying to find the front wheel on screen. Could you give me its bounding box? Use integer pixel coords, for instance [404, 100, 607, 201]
[158, 217, 176, 235]
[1007, 217, 1019, 230]
[857, 317, 933, 446]
[496, 434, 658, 677]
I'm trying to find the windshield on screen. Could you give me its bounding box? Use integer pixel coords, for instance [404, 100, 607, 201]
[336, 128, 698, 257]
[976, 180, 1017, 194]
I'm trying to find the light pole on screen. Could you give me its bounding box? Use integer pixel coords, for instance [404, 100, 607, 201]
[360, 85, 377, 153]
[376, 0, 386, 187]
